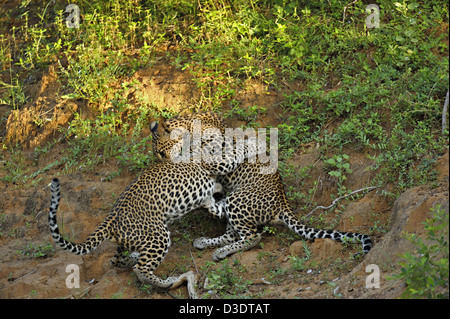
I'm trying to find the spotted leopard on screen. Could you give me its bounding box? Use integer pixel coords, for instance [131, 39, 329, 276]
[152, 113, 373, 261]
[151, 112, 250, 176]
[48, 162, 224, 298]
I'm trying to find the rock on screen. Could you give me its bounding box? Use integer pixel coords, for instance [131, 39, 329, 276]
[289, 241, 304, 256]
[325, 182, 449, 299]
[310, 238, 341, 260]
[338, 190, 390, 233]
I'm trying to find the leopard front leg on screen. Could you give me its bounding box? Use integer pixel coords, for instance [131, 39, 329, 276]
[193, 224, 238, 249]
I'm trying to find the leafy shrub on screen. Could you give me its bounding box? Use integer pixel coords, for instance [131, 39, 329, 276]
[204, 259, 251, 298]
[391, 204, 449, 299]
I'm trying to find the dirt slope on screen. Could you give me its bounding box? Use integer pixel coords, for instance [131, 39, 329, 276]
[0, 62, 448, 299]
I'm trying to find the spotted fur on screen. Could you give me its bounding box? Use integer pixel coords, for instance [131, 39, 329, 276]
[48, 162, 223, 297]
[150, 112, 246, 176]
[152, 113, 373, 261]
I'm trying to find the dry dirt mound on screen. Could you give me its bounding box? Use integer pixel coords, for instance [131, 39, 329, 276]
[3, 65, 83, 150]
[128, 61, 201, 114]
[314, 180, 449, 299]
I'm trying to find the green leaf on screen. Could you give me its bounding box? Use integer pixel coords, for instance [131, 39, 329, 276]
[61, 93, 79, 100]
[404, 30, 415, 37]
[407, 3, 419, 10]
[328, 171, 341, 177]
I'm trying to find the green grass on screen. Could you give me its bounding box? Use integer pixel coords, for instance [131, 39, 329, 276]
[202, 259, 252, 298]
[0, 0, 447, 191]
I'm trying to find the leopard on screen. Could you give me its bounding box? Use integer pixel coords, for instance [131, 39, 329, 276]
[151, 112, 245, 177]
[151, 112, 373, 261]
[48, 162, 224, 298]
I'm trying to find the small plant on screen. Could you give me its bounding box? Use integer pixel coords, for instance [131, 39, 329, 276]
[17, 242, 55, 258]
[262, 225, 277, 236]
[324, 154, 353, 196]
[0, 213, 7, 237]
[203, 259, 251, 298]
[288, 241, 312, 271]
[0, 144, 28, 185]
[0, 77, 29, 109]
[116, 136, 155, 172]
[60, 84, 156, 173]
[390, 204, 449, 299]
[225, 102, 267, 123]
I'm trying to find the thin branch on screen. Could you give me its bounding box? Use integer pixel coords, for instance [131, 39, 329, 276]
[303, 186, 378, 219]
[65, 286, 92, 299]
[343, 0, 359, 24]
[443, 90, 449, 134]
[188, 245, 199, 274]
[11, 269, 37, 281]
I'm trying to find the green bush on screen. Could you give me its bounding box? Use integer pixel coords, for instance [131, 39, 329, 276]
[0, 0, 448, 189]
[203, 259, 252, 298]
[391, 204, 449, 299]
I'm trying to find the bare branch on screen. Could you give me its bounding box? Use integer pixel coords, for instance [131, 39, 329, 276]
[343, 0, 359, 24]
[443, 90, 449, 134]
[303, 186, 378, 219]
[188, 245, 199, 274]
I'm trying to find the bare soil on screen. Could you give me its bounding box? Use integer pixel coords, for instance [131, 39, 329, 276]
[0, 60, 448, 299]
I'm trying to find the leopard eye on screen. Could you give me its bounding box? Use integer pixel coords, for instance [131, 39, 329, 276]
[156, 152, 164, 161]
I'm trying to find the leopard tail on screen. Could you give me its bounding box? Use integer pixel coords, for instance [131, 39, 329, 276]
[48, 178, 110, 255]
[279, 211, 372, 254]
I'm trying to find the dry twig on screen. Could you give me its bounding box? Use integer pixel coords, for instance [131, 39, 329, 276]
[443, 90, 449, 134]
[343, 0, 359, 23]
[303, 186, 378, 219]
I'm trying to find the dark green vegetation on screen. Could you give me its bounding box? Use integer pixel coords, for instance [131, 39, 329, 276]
[1, 0, 447, 192]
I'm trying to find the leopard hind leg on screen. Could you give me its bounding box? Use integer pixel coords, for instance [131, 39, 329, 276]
[210, 222, 261, 261]
[202, 195, 263, 260]
[194, 197, 239, 249]
[193, 224, 239, 249]
[132, 232, 199, 299]
[111, 246, 140, 269]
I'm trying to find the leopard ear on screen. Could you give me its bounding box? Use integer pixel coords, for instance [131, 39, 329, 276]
[159, 117, 171, 133]
[150, 121, 158, 133]
[151, 118, 172, 139]
[150, 121, 162, 140]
